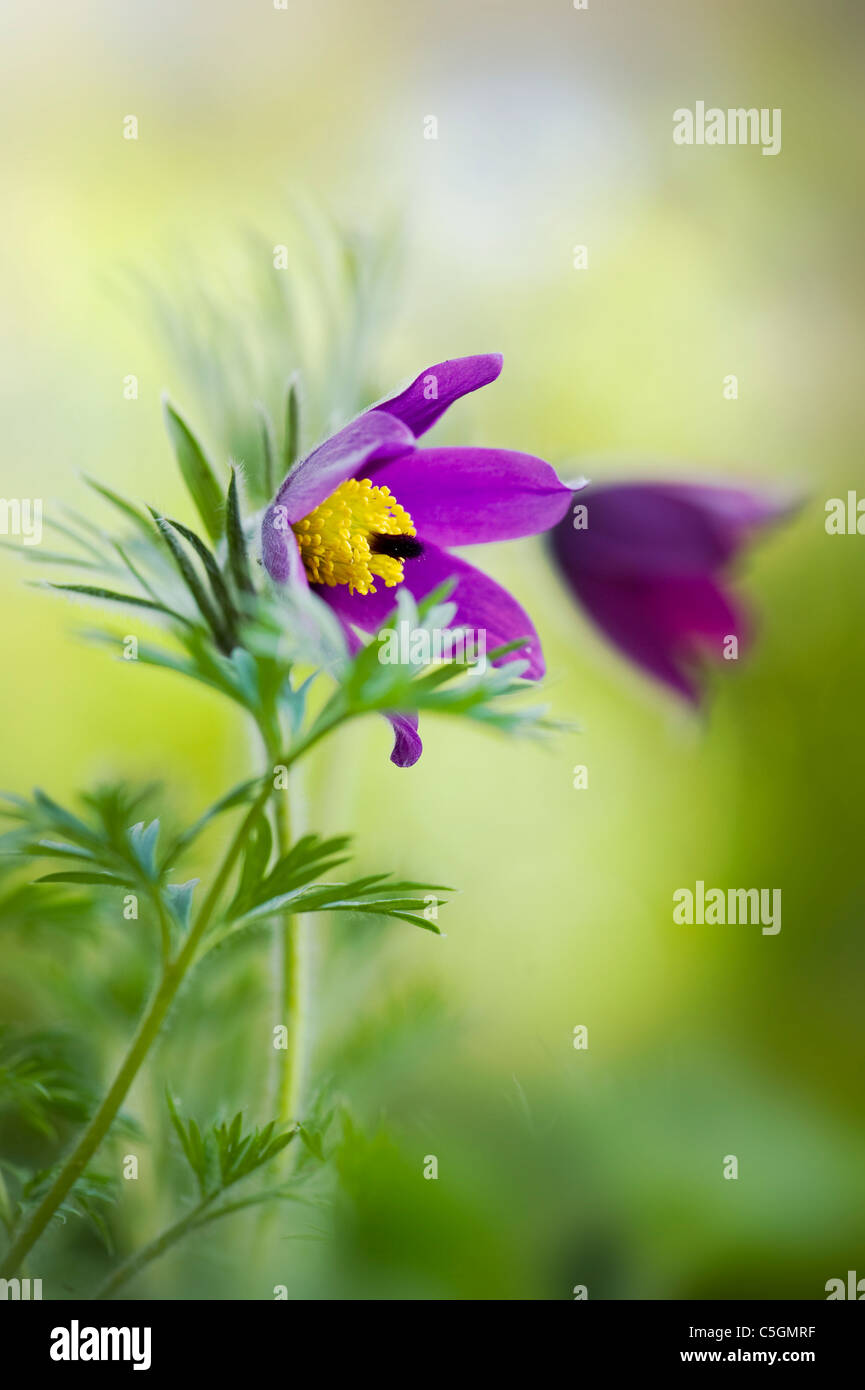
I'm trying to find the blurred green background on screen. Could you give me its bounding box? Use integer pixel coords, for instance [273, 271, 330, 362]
[2, 0, 865, 1299]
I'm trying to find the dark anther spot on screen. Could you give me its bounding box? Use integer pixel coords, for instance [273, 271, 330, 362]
[370, 534, 424, 560]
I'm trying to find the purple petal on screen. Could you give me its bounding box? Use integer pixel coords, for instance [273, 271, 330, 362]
[572, 572, 743, 701]
[370, 447, 572, 545]
[275, 410, 416, 523]
[261, 504, 308, 586]
[373, 354, 503, 438]
[387, 712, 423, 767]
[548, 480, 786, 699]
[336, 615, 424, 766]
[320, 542, 546, 679]
[560, 482, 789, 579]
[665, 484, 790, 530]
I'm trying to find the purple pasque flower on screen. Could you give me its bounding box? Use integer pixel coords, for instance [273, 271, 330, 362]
[261, 354, 572, 766]
[549, 481, 786, 701]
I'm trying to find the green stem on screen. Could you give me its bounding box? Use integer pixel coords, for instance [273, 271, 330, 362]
[0, 778, 272, 1280]
[0, 716, 343, 1281]
[94, 1184, 300, 1301]
[1, 967, 183, 1280]
[264, 733, 308, 1128]
[93, 1192, 218, 1301]
[277, 911, 309, 1126]
[0, 1165, 13, 1236]
[153, 891, 173, 961]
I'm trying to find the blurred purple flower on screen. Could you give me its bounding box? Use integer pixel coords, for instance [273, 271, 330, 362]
[549, 481, 787, 700]
[262, 354, 572, 765]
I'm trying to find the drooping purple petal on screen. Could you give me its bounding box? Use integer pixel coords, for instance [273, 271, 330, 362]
[334, 615, 424, 766]
[373, 354, 503, 438]
[320, 541, 546, 679]
[665, 485, 794, 538]
[387, 711, 423, 767]
[275, 410, 416, 524]
[572, 571, 743, 701]
[369, 447, 572, 545]
[549, 480, 783, 700]
[569, 482, 790, 579]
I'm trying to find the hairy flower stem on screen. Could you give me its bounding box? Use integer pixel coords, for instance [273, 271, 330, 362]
[94, 1182, 297, 1301]
[263, 732, 309, 1130]
[0, 722, 341, 1281]
[94, 1192, 218, 1301]
[277, 914, 308, 1124]
[0, 796, 262, 1277]
[0, 1166, 13, 1236]
[0, 961, 190, 1280]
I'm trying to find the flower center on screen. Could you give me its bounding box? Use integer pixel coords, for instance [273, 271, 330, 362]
[292, 477, 419, 595]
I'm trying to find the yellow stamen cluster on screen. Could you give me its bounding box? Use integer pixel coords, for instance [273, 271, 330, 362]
[293, 476, 416, 595]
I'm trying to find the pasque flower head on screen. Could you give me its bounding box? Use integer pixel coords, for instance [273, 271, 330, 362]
[549, 481, 787, 700]
[262, 354, 573, 765]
